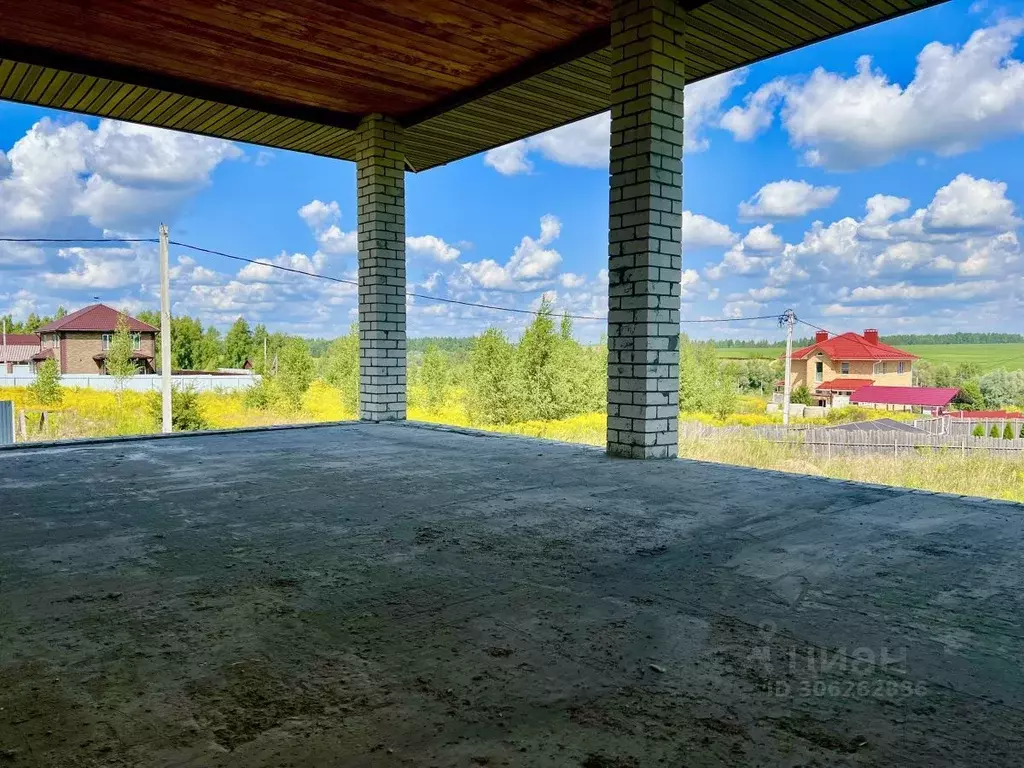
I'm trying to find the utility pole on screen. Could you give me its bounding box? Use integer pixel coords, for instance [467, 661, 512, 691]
[781, 309, 796, 427]
[159, 224, 172, 433]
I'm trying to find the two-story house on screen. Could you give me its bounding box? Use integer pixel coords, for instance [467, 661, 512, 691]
[784, 329, 916, 407]
[34, 304, 158, 374]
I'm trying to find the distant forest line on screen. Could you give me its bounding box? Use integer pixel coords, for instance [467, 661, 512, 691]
[713, 333, 1024, 348]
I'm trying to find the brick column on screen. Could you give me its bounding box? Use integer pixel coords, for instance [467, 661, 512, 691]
[606, 0, 684, 459]
[356, 115, 407, 421]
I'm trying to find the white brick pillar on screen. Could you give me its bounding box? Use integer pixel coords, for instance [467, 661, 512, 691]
[356, 115, 407, 421]
[606, 0, 684, 459]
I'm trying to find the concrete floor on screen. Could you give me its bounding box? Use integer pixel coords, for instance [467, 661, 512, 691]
[1, 422, 1023, 767]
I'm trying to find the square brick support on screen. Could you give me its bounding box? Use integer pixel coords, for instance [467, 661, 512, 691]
[606, 0, 684, 459]
[356, 115, 407, 421]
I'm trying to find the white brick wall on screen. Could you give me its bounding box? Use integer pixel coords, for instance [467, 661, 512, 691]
[606, 0, 685, 459]
[356, 115, 407, 421]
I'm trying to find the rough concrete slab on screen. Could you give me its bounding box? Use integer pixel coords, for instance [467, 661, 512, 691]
[1, 422, 1023, 766]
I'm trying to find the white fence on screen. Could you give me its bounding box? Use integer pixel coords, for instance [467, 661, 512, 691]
[0, 373, 258, 392]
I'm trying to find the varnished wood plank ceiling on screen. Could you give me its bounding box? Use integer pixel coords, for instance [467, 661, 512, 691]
[0, 0, 947, 171]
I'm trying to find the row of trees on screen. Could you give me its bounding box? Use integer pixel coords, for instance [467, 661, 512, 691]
[913, 361, 1024, 411]
[717, 332, 1024, 348]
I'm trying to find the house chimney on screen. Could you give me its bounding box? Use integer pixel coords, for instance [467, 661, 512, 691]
[864, 329, 879, 345]
[815, 330, 828, 343]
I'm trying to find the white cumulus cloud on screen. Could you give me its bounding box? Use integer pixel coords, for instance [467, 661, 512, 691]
[739, 180, 839, 219]
[484, 71, 745, 174]
[722, 20, 1024, 169]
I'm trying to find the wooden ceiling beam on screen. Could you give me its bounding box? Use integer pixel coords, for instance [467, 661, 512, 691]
[0, 38, 363, 131]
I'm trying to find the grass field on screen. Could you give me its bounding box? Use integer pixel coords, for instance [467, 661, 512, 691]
[717, 343, 1024, 372]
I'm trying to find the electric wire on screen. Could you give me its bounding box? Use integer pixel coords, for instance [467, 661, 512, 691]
[1, 235, 791, 326]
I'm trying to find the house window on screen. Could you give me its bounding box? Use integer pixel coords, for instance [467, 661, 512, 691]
[102, 333, 141, 351]
[898, 361, 906, 375]
[840, 361, 850, 375]
[815, 361, 823, 383]
[873, 361, 884, 375]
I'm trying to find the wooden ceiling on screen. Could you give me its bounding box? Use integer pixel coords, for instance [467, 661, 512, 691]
[0, 0, 947, 171]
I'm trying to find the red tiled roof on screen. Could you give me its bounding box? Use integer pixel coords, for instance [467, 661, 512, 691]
[851, 386, 959, 407]
[2, 333, 40, 345]
[31, 348, 54, 361]
[815, 378, 874, 392]
[1, 334, 41, 363]
[1, 342, 42, 363]
[949, 410, 1024, 419]
[788, 332, 916, 361]
[38, 304, 157, 333]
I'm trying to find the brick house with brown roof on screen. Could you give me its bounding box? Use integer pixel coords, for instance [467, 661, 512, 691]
[34, 305, 158, 375]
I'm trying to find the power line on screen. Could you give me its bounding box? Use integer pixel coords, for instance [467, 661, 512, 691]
[796, 317, 836, 335]
[0, 237, 157, 243]
[169, 239, 606, 321]
[0, 235, 791, 327]
[684, 313, 786, 323]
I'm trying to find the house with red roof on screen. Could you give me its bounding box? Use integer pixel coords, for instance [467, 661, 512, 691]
[30, 304, 158, 375]
[784, 329, 917, 407]
[1, 333, 45, 374]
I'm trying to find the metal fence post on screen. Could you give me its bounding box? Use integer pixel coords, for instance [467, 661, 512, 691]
[0, 401, 13, 445]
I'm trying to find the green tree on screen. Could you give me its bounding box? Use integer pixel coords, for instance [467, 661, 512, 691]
[741, 358, 777, 395]
[1019, 423, 1024, 439]
[979, 369, 1024, 408]
[913, 359, 936, 387]
[932, 363, 955, 388]
[972, 424, 986, 438]
[953, 380, 985, 411]
[199, 326, 223, 370]
[1003, 423, 1015, 440]
[252, 323, 270, 373]
[106, 312, 139, 393]
[560, 312, 572, 340]
[954, 362, 984, 385]
[550, 333, 605, 416]
[275, 337, 315, 411]
[990, 424, 1001, 438]
[171, 316, 205, 371]
[30, 358, 63, 406]
[468, 327, 520, 424]
[517, 300, 560, 420]
[419, 343, 450, 410]
[679, 336, 735, 418]
[223, 317, 254, 368]
[321, 325, 360, 415]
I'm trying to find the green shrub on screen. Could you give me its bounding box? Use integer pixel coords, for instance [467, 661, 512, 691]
[972, 425, 985, 437]
[791, 385, 813, 406]
[1020, 423, 1024, 439]
[147, 387, 209, 432]
[244, 377, 277, 410]
[1004, 423, 1016, 440]
[990, 425, 1001, 438]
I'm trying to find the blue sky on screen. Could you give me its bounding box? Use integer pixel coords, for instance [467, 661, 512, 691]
[1, 0, 1023, 343]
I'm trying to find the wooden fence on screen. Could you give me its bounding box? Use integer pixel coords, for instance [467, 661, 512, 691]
[678, 420, 1024, 458]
